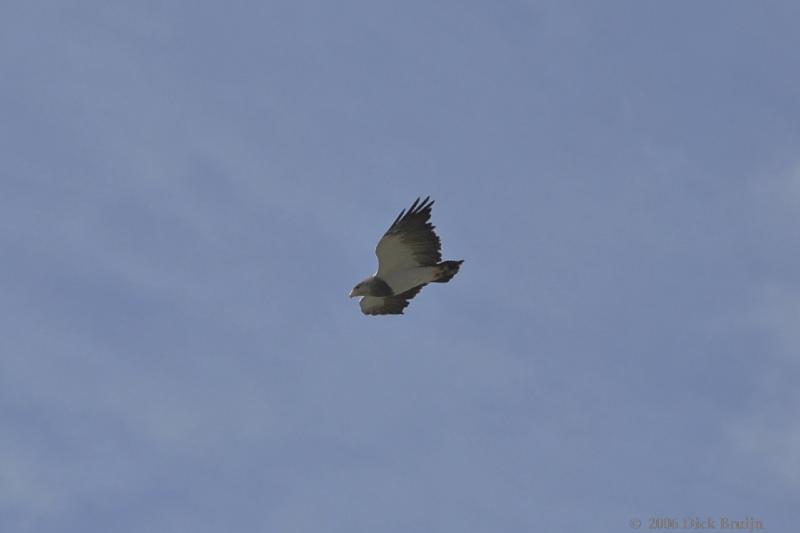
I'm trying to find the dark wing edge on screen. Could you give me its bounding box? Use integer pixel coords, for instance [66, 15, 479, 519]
[387, 196, 434, 233]
[379, 196, 442, 266]
[361, 284, 427, 316]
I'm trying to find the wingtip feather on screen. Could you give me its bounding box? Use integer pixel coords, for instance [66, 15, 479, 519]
[386, 195, 437, 233]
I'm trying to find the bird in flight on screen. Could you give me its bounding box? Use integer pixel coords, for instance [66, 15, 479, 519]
[350, 196, 463, 315]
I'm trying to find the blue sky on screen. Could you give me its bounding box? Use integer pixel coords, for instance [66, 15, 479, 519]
[2, 1, 799, 532]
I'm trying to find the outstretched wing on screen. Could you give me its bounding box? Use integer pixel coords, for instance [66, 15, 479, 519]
[359, 285, 427, 315]
[375, 197, 441, 277]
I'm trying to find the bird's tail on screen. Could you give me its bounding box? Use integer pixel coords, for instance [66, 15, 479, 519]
[432, 260, 464, 283]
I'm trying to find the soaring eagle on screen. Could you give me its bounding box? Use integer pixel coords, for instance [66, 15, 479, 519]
[349, 197, 463, 315]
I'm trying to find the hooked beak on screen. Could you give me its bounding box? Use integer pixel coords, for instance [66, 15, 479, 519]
[348, 289, 356, 298]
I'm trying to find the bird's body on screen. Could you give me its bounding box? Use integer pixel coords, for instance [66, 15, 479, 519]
[350, 197, 463, 315]
[382, 266, 438, 294]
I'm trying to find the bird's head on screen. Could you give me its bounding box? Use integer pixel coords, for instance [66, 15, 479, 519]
[349, 279, 371, 298]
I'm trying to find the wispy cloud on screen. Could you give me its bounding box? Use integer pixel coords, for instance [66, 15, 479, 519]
[728, 165, 800, 487]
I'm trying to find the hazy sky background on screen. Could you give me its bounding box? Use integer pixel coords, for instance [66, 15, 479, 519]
[2, 2, 799, 532]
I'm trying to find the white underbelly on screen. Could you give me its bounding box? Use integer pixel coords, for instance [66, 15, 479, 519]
[382, 267, 438, 294]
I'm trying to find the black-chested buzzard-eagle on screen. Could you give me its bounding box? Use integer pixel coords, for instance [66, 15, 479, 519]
[349, 197, 463, 315]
